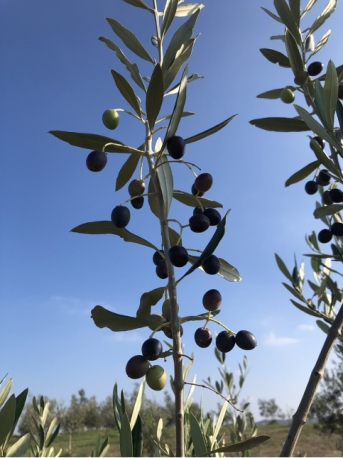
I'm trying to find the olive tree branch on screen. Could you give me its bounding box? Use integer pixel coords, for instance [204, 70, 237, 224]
[184, 381, 242, 412]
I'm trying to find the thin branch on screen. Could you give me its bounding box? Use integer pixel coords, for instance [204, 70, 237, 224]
[184, 382, 243, 412]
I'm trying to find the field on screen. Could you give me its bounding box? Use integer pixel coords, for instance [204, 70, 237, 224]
[12, 423, 342, 456]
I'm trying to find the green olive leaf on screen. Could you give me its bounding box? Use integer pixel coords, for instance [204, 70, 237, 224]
[173, 191, 223, 208]
[91, 305, 151, 332]
[146, 64, 164, 130]
[273, 0, 302, 44]
[163, 38, 196, 91]
[71, 221, 159, 251]
[313, 204, 343, 219]
[106, 17, 154, 63]
[285, 29, 304, 75]
[305, 0, 338, 38]
[178, 211, 230, 282]
[175, 3, 204, 17]
[314, 80, 330, 129]
[163, 65, 189, 151]
[323, 60, 338, 130]
[111, 70, 142, 117]
[259, 48, 291, 67]
[260, 7, 283, 23]
[136, 287, 166, 319]
[156, 157, 174, 218]
[189, 413, 207, 457]
[309, 138, 341, 177]
[307, 29, 331, 60]
[203, 435, 271, 455]
[290, 299, 320, 317]
[164, 73, 203, 96]
[162, 8, 200, 72]
[148, 178, 160, 218]
[184, 115, 237, 144]
[122, 0, 154, 12]
[120, 411, 133, 457]
[289, 0, 301, 25]
[256, 88, 285, 99]
[99, 37, 146, 92]
[161, 0, 179, 38]
[115, 153, 141, 191]
[285, 160, 320, 187]
[0, 395, 16, 446]
[249, 117, 310, 132]
[168, 226, 182, 246]
[301, 0, 317, 19]
[275, 253, 294, 282]
[316, 319, 330, 334]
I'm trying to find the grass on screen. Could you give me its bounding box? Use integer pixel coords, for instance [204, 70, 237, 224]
[9, 423, 342, 456]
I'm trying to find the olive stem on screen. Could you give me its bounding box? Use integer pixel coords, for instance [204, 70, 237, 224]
[184, 382, 242, 412]
[120, 192, 155, 206]
[207, 317, 235, 334]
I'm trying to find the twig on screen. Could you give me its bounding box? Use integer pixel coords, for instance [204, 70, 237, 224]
[184, 382, 242, 412]
[279, 302, 343, 456]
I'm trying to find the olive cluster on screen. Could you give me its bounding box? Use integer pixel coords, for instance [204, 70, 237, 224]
[126, 338, 167, 391]
[194, 289, 257, 352]
[304, 137, 343, 244]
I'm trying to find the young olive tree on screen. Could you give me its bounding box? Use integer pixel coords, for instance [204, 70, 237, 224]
[250, 0, 343, 455]
[49, 1, 266, 456]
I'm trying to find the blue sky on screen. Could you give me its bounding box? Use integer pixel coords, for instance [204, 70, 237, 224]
[1, 0, 343, 425]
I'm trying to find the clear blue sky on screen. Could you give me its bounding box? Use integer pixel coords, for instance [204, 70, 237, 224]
[1, 0, 342, 423]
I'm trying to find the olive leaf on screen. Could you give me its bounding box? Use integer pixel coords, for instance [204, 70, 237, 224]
[184, 115, 237, 144]
[309, 137, 342, 177]
[161, 0, 179, 38]
[273, 0, 302, 44]
[189, 413, 207, 457]
[71, 221, 159, 251]
[313, 204, 343, 219]
[259, 48, 291, 67]
[275, 253, 294, 283]
[148, 178, 160, 218]
[99, 37, 146, 92]
[173, 191, 223, 208]
[301, 0, 317, 19]
[314, 80, 330, 129]
[307, 29, 331, 60]
[290, 299, 320, 317]
[289, 0, 301, 25]
[163, 8, 200, 72]
[249, 117, 310, 132]
[115, 153, 141, 191]
[156, 111, 195, 123]
[217, 258, 241, 282]
[306, 0, 338, 38]
[156, 157, 174, 218]
[169, 226, 182, 246]
[111, 70, 142, 118]
[146, 64, 164, 130]
[163, 65, 189, 150]
[323, 60, 338, 131]
[337, 100, 343, 135]
[136, 287, 166, 319]
[202, 435, 271, 455]
[260, 7, 283, 23]
[285, 29, 304, 75]
[163, 39, 196, 90]
[122, 0, 153, 12]
[178, 211, 230, 282]
[120, 412, 133, 457]
[285, 160, 320, 187]
[164, 73, 203, 96]
[316, 319, 331, 334]
[91, 305, 152, 332]
[106, 17, 154, 63]
[256, 88, 285, 99]
[175, 3, 204, 17]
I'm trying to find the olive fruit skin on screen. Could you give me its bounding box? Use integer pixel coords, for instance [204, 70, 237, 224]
[191, 183, 204, 197]
[146, 365, 167, 391]
[294, 71, 308, 85]
[168, 245, 189, 267]
[318, 229, 332, 243]
[111, 206, 130, 228]
[280, 88, 295, 104]
[193, 206, 204, 216]
[142, 338, 163, 361]
[322, 190, 333, 206]
[331, 222, 343, 236]
[203, 208, 221, 226]
[304, 180, 318, 195]
[216, 331, 236, 353]
[153, 250, 165, 267]
[202, 255, 221, 275]
[194, 173, 213, 193]
[194, 327, 212, 348]
[167, 136, 185, 160]
[189, 214, 210, 233]
[163, 324, 183, 339]
[307, 61, 324, 77]
[86, 150, 107, 172]
[329, 189, 343, 203]
[235, 330, 257, 350]
[316, 170, 330, 186]
[126, 355, 149, 379]
[202, 289, 222, 311]
[128, 179, 145, 197]
[102, 109, 120, 130]
[161, 298, 179, 320]
[313, 136, 325, 149]
[131, 196, 144, 209]
[156, 264, 168, 279]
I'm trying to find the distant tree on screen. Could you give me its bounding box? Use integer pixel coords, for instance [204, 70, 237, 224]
[258, 399, 285, 423]
[84, 395, 102, 430]
[99, 396, 116, 430]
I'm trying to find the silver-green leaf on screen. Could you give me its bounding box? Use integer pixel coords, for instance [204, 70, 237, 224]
[111, 70, 142, 117]
[285, 160, 320, 187]
[146, 64, 164, 130]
